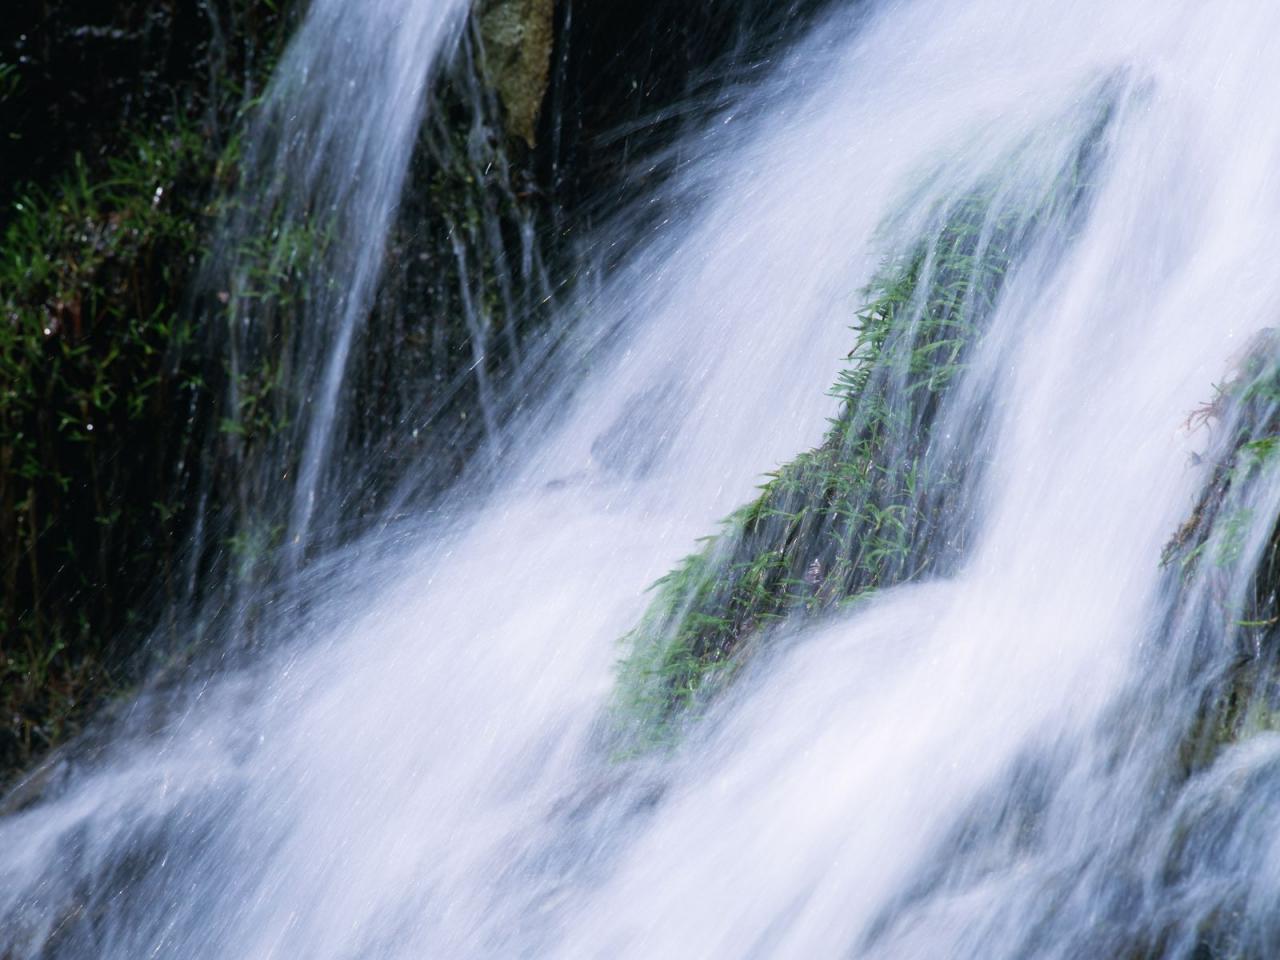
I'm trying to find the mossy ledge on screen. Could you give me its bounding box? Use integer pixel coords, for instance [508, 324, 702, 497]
[615, 114, 1113, 738]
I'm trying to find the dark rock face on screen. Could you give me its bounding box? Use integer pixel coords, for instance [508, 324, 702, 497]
[542, 0, 834, 224]
[1, 1, 292, 203]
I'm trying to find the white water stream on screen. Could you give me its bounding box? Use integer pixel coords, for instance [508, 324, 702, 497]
[6, 0, 1280, 956]
[215, 0, 469, 562]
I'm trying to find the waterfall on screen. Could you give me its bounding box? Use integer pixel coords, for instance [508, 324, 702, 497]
[7, 0, 1280, 957]
[210, 0, 469, 569]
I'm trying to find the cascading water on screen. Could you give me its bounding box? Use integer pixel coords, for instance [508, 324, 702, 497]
[211, 0, 469, 566]
[7, 1, 1280, 957]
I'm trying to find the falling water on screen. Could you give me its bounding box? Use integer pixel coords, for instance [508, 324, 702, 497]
[212, 0, 469, 566]
[7, 0, 1280, 957]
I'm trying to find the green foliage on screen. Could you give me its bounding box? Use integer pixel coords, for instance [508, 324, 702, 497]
[0, 120, 219, 772]
[0, 0, 308, 783]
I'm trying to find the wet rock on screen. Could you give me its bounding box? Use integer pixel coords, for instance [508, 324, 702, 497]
[480, 0, 554, 147]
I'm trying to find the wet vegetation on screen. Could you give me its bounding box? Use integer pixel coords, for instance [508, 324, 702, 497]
[615, 195, 1012, 731]
[617, 114, 1114, 736]
[0, 0, 297, 776]
[1164, 331, 1280, 774]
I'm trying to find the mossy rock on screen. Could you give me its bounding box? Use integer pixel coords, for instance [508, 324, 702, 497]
[615, 95, 1117, 740]
[481, 0, 555, 147]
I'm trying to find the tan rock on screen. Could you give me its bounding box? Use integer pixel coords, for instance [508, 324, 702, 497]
[479, 0, 555, 148]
